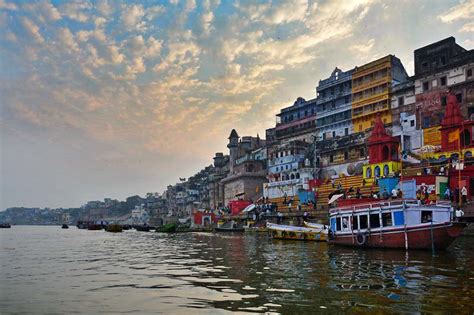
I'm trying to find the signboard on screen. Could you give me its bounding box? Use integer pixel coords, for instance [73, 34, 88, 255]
[423, 126, 441, 146]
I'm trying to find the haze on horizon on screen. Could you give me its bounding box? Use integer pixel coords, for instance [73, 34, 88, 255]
[0, 0, 473, 209]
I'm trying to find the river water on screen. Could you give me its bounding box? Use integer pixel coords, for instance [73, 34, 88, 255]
[0, 226, 473, 314]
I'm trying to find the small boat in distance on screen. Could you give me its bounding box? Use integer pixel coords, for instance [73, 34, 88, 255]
[215, 220, 245, 232]
[135, 225, 151, 232]
[61, 224, 69, 229]
[328, 199, 465, 250]
[267, 223, 328, 241]
[105, 224, 123, 233]
[0, 223, 12, 228]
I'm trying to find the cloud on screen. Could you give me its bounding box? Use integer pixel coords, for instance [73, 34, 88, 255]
[23, 0, 61, 23]
[59, 1, 91, 22]
[439, 0, 474, 23]
[0, 0, 17, 10]
[350, 38, 375, 54]
[460, 21, 474, 32]
[57, 27, 78, 51]
[21, 17, 45, 43]
[121, 4, 146, 30]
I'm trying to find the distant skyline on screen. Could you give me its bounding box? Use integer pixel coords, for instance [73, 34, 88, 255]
[1, 0, 473, 209]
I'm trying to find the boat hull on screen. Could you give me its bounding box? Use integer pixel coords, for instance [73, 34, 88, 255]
[328, 223, 465, 250]
[214, 227, 245, 232]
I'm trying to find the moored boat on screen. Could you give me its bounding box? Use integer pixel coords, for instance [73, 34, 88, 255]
[61, 224, 69, 229]
[0, 223, 12, 228]
[135, 225, 151, 232]
[267, 222, 328, 241]
[105, 224, 123, 233]
[156, 223, 177, 233]
[328, 199, 466, 250]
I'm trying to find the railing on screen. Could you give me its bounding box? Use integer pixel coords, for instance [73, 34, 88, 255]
[330, 199, 452, 214]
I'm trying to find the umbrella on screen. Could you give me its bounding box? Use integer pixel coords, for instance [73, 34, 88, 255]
[328, 194, 344, 205]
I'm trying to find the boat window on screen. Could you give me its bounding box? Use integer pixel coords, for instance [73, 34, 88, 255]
[342, 216, 349, 230]
[370, 213, 380, 228]
[353, 216, 359, 230]
[330, 218, 336, 231]
[336, 217, 342, 231]
[382, 212, 392, 227]
[393, 211, 404, 226]
[359, 215, 368, 229]
[421, 211, 432, 223]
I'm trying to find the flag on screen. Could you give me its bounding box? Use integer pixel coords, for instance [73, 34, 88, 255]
[448, 130, 459, 143]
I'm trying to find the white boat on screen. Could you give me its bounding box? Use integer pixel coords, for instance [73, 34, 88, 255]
[267, 222, 328, 241]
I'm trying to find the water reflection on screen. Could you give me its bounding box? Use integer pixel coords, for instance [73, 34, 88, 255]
[0, 226, 473, 314]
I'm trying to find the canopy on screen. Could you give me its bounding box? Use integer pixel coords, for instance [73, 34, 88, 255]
[328, 194, 344, 205]
[242, 204, 256, 213]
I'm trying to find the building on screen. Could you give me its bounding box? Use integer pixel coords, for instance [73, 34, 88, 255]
[352, 55, 409, 133]
[274, 97, 317, 143]
[315, 67, 354, 140]
[413, 37, 474, 146]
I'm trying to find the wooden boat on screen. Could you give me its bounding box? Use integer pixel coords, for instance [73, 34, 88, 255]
[105, 224, 123, 233]
[0, 223, 11, 228]
[267, 222, 328, 241]
[156, 223, 177, 233]
[135, 225, 151, 232]
[61, 224, 69, 229]
[87, 224, 102, 230]
[245, 226, 268, 233]
[328, 199, 466, 250]
[215, 220, 245, 232]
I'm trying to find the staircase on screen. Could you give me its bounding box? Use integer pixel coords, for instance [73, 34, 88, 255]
[316, 175, 379, 202]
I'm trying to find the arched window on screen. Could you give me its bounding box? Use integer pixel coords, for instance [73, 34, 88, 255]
[296, 173, 300, 179]
[374, 166, 381, 177]
[391, 145, 398, 160]
[366, 167, 372, 178]
[383, 164, 390, 176]
[465, 151, 472, 159]
[290, 174, 295, 180]
[382, 146, 389, 160]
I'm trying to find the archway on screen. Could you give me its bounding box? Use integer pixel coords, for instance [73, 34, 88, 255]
[461, 129, 471, 147]
[366, 167, 372, 178]
[374, 166, 381, 177]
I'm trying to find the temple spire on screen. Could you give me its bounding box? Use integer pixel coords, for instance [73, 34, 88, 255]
[441, 91, 463, 127]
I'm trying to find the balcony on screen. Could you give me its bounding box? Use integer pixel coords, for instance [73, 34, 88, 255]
[352, 75, 391, 94]
[352, 90, 390, 108]
[315, 132, 366, 154]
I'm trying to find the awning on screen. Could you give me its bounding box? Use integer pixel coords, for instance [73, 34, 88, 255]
[234, 192, 245, 197]
[242, 204, 256, 213]
[328, 194, 344, 205]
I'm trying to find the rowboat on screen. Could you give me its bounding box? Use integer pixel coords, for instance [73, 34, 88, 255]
[328, 199, 466, 250]
[105, 224, 123, 233]
[267, 222, 328, 241]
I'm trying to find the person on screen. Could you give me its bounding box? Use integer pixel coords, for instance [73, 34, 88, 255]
[392, 188, 398, 199]
[439, 166, 445, 175]
[356, 187, 362, 199]
[461, 186, 468, 204]
[342, 217, 348, 229]
[303, 211, 308, 222]
[331, 178, 336, 188]
[362, 178, 366, 186]
[397, 189, 403, 198]
[277, 211, 283, 224]
[455, 207, 464, 221]
[382, 188, 389, 200]
[337, 182, 342, 191]
[444, 187, 451, 201]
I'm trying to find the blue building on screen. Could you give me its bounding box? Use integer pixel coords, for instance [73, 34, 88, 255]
[315, 67, 354, 141]
[274, 97, 317, 143]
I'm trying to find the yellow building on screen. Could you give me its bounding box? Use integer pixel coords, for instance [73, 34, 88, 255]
[352, 55, 408, 132]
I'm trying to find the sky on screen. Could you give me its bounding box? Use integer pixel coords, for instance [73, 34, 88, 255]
[0, 0, 473, 209]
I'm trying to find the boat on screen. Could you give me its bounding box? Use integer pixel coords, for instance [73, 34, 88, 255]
[87, 224, 102, 230]
[156, 223, 177, 233]
[267, 222, 328, 241]
[245, 226, 268, 233]
[61, 224, 69, 229]
[105, 224, 123, 233]
[0, 223, 11, 228]
[135, 225, 151, 232]
[215, 220, 245, 232]
[328, 199, 466, 250]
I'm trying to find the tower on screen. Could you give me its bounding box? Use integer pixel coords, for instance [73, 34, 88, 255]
[227, 129, 239, 173]
[368, 114, 400, 164]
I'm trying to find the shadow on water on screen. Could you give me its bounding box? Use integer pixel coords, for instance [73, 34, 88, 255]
[0, 227, 473, 314]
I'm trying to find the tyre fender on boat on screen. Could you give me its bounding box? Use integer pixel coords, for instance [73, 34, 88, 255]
[356, 232, 367, 246]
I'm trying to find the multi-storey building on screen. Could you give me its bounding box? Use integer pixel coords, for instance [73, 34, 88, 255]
[413, 37, 474, 146]
[352, 55, 409, 133]
[390, 80, 422, 151]
[315, 67, 354, 140]
[264, 140, 314, 200]
[274, 97, 317, 143]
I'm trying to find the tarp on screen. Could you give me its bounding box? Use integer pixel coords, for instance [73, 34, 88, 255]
[328, 194, 344, 205]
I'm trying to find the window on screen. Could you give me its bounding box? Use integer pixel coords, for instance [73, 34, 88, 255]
[382, 213, 392, 227]
[322, 133, 326, 140]
[467, 69, 473, 78]
[342, 216, 349, 230]
[441, 96, 447, 106]
[330, 155, 334, 163]
[423, 81, 429, 92]
[360, 148, 365, 158]
[423, 117, 430, 128]
[440, 55, 447, 65]
[366, 167, 372, 178]
[359, 215, 368, 229]
[374, 166, 381, 177]
[383, 164, 390, 176]
[353, 217, 359, 230]
[421, 211, 432, 223]
[456, 93, 463, 103]
[398, 97, 404, 107]
[410, 120, 415, 127]
[344, 151, 349, 160]
[336, 217, 342, 231]
[370, 213, 380, 228]
[332, 131, 336, 138]
[440, 76, 447, 86]
[345, 128, 349, 136]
